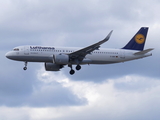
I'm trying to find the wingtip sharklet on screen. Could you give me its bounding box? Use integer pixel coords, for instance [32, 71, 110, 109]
[104, 30, 113, 41]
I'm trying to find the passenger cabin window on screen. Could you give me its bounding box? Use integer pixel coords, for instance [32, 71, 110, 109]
[13, 48, 19, 51]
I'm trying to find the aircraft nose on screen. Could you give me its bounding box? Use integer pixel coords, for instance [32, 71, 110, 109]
[5, 52, 13, 59]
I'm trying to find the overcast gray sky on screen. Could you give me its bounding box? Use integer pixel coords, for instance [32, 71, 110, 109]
[0, 0, 160, 120]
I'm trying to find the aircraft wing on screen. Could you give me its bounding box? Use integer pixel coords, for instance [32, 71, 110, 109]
[69, 30, 113, 62]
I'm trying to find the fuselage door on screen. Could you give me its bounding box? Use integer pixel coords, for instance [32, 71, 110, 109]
[120, 50, 125, 59]
[24, 46, 29, 55]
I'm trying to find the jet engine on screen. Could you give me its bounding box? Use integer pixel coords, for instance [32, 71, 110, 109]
[45, 63, 63, 71]
[53, 54, 69, 64]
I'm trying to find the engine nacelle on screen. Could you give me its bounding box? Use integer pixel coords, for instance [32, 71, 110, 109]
[45, 63, 63, 71]
[53, 54, 69, 64]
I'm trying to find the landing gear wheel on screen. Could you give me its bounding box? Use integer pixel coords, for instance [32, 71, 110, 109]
[23, 61, 28, 70]
[76, 65, 81, 71]
[70, 69, 75, 75]
[23, 67, 27, 70]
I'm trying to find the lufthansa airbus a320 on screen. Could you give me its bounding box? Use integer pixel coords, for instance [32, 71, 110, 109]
[5, 27, 153, 75]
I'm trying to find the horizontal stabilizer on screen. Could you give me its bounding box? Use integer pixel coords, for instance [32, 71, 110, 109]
[134, 48, 154, 55]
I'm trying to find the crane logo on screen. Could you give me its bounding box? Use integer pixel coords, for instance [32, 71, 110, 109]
[135, 34, 145, 44]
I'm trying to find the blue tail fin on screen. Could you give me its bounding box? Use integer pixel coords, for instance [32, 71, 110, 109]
[122, 27, 149, 51]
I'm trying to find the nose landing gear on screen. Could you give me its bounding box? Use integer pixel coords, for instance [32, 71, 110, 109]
[23, 61, 27, 70]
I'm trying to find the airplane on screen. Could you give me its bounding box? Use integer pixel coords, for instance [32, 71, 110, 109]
[5, 27, 153, 75]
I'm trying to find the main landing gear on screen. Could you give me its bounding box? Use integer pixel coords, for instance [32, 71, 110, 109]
[23, 61, 27, 70]
[70, 69, 75, 75]
[76, 65, 81, 71]
[69, 65, 81, 75]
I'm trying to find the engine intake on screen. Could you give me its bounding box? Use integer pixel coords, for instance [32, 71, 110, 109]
[45, 63, 63, 71]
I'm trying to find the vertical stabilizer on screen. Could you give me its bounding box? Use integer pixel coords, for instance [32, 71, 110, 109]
[122, 27, 149, 51]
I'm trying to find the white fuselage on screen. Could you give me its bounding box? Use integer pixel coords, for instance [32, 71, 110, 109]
[5, 27, 153, 75]
[5, 45, 152, 64]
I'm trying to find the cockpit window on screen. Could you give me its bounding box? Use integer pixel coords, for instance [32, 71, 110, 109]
[13, 48, 19, 51]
